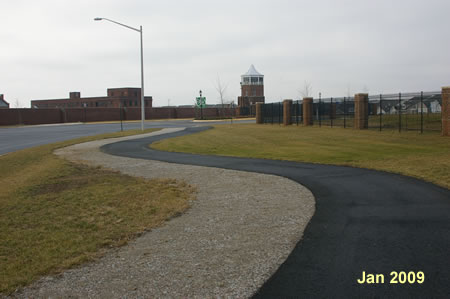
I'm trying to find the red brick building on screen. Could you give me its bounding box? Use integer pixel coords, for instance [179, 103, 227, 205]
[238, 65, 265, 107]
[0, 94, 10, 108]
[31, 87, 152, 109]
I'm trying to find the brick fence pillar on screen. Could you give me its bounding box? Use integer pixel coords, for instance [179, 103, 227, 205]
[354, 93, 369, 129]
[443, 86, 450, 136]
[303, 97, 313, 126]
[256, 102, 263, 124]
[283, 99, 293, 126]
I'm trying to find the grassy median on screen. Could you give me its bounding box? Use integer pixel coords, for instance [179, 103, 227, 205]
[152, 124, 450, 189]
[0, 129, 195, 294]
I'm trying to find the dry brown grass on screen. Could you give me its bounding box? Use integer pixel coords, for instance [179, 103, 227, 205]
[0, 129, 195, 294]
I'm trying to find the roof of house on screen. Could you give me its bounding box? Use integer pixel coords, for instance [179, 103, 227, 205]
[242, 64, 263, 77]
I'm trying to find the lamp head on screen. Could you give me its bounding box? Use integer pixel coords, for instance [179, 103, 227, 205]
[94, 17, 103, 21]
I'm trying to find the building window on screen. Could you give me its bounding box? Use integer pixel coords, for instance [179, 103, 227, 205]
[134, 100, 138, 106]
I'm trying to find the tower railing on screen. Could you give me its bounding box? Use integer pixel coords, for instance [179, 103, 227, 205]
[240, 81, 264, 86]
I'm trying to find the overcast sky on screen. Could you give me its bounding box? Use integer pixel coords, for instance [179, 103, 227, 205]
[1, 0, 450, 107]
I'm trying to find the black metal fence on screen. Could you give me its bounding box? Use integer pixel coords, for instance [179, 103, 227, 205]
[367, 92, 442, 132]
[261, 91, 442, 133]
[261, 102, 283, 124]
[239, 105, 256, 117]
[292, 100, 303, 125]
[313, 97, 356, 128]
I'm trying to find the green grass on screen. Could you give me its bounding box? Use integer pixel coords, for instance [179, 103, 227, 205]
[0, 129, 195, 294]
[367, 113, 442, 131]
[152, 124, 450, 189]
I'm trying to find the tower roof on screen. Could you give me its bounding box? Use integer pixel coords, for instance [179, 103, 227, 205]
[243, 64, 263, 77]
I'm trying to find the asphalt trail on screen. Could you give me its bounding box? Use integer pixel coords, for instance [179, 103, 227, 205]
[101, 126, 450, 299]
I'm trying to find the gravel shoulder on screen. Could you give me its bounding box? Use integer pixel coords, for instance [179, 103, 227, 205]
[13, 128, 315, 298]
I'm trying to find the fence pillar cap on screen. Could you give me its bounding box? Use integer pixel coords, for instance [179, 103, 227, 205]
[303, 97, 313, 101]
[442, 86, 450, 91]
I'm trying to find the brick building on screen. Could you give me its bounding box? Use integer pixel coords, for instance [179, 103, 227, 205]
[0, 94, 10, 108]
[238, 65, 265, 107]
[31, 87, 152, 109]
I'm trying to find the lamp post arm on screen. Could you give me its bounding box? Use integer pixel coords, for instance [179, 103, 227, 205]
[100, 18, 141, 32]
[95, 17, 145, 130]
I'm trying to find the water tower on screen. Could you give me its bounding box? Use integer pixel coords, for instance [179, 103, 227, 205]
[238, 64, 265, 107]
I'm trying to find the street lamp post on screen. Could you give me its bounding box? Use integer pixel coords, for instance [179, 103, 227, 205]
[318, 92, 322, 127]
[94, 17, 145, 131]
[199, 90, 203, 120]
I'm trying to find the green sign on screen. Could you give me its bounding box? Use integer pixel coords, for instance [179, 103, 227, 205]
[196, 97, 206, 108]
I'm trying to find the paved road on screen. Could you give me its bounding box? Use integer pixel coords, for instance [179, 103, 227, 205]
[102, 126, 450, 299]
[0, 119, 251, 155]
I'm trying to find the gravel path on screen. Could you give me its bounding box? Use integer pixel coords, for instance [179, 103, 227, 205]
[13, 128, 315, 298]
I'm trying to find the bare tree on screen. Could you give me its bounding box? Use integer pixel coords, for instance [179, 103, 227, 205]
[346, 84, 352, 98]
[14, 99, 21, 108]
[362, 85, 369, 94]
[298, 81, 313, 99]
[215, 76, 228, 106]
[215, 75, 229, 118]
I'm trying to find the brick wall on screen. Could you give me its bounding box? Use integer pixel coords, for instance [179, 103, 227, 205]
[65, 109, 86, 123]
[0, 109, 62, 126]
[0, 107, 240, 126]
[125, 108, 186, 120]
[175, 108, 196, 118]
[241, 85, 264, 97]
